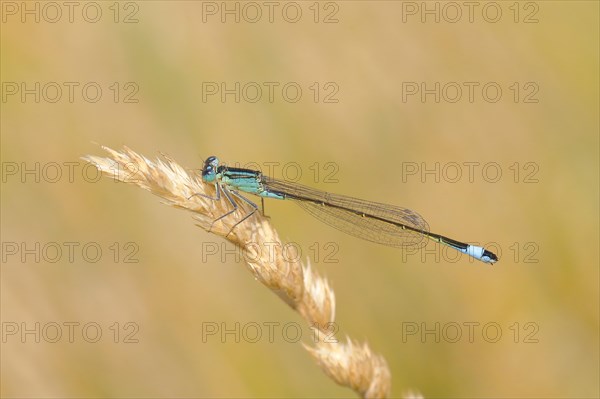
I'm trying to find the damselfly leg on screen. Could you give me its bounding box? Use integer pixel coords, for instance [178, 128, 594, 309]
[189, 182, 259, 236]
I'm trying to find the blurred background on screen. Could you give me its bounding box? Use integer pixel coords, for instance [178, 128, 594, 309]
[1, 1, 598, 398]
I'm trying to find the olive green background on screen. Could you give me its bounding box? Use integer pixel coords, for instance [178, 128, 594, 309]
[1, 1, 598, 398]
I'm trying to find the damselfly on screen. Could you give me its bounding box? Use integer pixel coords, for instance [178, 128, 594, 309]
[199, 156, 498, 264]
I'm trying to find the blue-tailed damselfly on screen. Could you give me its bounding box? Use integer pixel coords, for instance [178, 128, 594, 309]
[199, 156, 498, 264]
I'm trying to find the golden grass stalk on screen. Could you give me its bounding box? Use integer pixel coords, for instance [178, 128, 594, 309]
[82, 145, 392, 398]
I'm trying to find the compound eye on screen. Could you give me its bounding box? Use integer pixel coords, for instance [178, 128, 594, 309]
[209, 156, 220, 167]
[203, 156, 218, 170]
[202, 156, 221, 181]
[202, 165, 215, 181]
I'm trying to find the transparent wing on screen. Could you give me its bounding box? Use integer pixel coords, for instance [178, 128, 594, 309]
[262, 176, 430, 248]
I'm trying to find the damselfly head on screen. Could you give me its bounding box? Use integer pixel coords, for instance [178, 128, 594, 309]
[202, 156, 220, 182]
